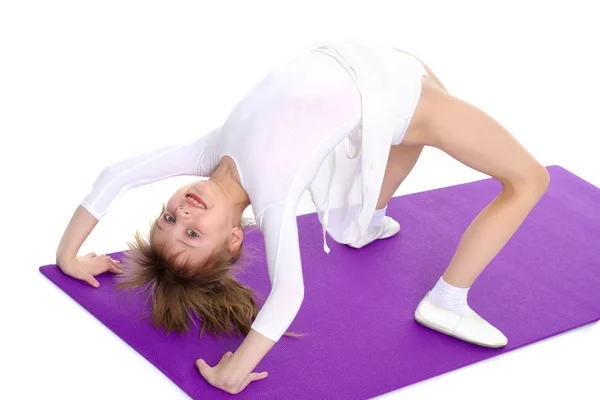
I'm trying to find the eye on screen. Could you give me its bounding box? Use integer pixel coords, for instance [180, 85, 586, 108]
[187, 230, 199, 238]
[164, 214, 175, 223]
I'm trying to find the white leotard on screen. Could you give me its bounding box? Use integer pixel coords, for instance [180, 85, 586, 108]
[81, 40, 427, 342]
[82, 50, 361, 342]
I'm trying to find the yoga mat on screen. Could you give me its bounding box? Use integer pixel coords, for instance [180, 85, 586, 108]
[40, 165, 600, 399]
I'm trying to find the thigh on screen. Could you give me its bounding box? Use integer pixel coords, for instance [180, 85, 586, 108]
[403, 76, 548, 188]
[388, 143, 424, 172]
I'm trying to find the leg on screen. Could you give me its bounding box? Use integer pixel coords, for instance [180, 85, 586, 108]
[376, 144, 424, 209]
[408, 76, 549, 347]
[347, 144, 423, 249]
[405, 76, 550, 288]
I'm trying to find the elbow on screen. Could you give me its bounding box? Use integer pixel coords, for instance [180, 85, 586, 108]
[276, 280, 305, 313]
[98, 164, 119, 180]
[286, 283, 305, 310]
[295, 290, 305, 309]
[89, 165, 119, 190]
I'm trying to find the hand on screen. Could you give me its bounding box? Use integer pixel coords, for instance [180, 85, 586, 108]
[196, 351, 268, 395]
[58, 252, 124, 288]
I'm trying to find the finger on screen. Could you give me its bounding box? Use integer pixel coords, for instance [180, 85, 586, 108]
[85, 252, 97, 258]
[107, 262, 124, 274]
[249, 371, 269, 382]
[111, 258, 124, 267]
[74, 269, 100, 288]
[195, 359, 211, 377]
[218, 351, 234, 364]
[103, 255, 122, 267]
[240, 371, 268, 391]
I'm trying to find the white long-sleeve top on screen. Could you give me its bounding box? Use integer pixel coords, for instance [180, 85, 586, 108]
[81, 39, 427, 342]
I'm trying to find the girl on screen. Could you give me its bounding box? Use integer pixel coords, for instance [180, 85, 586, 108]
[55, 39, 549, 394]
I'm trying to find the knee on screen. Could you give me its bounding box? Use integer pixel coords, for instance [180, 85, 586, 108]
[506, 164, 550, 199]
[529, 164, 551, 194]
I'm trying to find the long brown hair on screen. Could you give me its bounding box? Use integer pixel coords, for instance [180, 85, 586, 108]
[116, 205, 303, 339]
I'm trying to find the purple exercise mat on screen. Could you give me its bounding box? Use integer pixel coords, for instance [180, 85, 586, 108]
[40, 165, 600, 399]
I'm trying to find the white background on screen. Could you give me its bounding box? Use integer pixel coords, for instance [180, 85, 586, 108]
[1, 1, 598, 399]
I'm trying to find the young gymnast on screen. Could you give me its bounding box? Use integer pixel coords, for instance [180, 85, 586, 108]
[55, 39, 549, 394]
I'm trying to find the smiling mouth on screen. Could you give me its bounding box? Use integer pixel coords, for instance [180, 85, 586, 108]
[186, 193, 207, 209]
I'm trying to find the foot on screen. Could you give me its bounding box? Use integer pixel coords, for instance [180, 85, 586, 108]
[414, 292, 508, 348]
[346, 216, 401, 249]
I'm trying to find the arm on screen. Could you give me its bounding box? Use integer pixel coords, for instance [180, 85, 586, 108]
[56, 127, 222, 271]
[80, 127, 222, 220]
[197, 201, 305, 392]
[251, 201, 305, 342]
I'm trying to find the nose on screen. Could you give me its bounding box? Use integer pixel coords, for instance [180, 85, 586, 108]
[177, 206, 191, 218]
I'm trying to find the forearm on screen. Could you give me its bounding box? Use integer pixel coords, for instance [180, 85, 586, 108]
[56, 205, 99, 264]
[226, 329, 276, 387]
[221, 288, 301, 389]
[215, 204, 301, 389]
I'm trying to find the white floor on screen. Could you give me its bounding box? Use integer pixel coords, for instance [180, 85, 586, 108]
[2, 1, 598, 399]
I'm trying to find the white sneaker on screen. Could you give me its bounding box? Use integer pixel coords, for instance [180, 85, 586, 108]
[414, 292, 508, 348]
[347, 216, 401, 249]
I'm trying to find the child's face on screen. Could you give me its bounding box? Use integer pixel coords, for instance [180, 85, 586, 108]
[153, 179, 236, 264]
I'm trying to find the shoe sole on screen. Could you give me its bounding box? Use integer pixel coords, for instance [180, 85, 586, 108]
[346, 233, 395, 248]
[346, 221, 400, 248]
[379, 229, 398, 240]
[414, 308, 507, 349]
